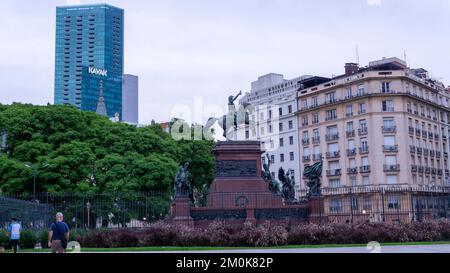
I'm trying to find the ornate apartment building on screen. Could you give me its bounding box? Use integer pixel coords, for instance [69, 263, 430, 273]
[296, 57, 450, 222]
[239, 73, 329, 194]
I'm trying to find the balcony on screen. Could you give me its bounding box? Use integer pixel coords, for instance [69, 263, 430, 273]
[359, 146, 369, 154]
[302, 139, 310, 146]
[313, 153, 322, 161]
[346, 112, 353, 117]
[435, 134, 440, 141]
[414, 110, 419, 115]
[431, 168, 437, 175]
[325, 133, 339, 142]
[325, 116, 337, 121]
[358, 110, 366, 115]
[383, 145, 398, 153]
[326, 169, 342, 177]
[425, 167, 431, 175]
[410, 145, 416, 154]
[382, 126, 397, 134]
[438, 169, 443, 176]
[360, 165, 371, 173]
[302, 122, 309, 127]
[347, 167, 358, 175]
[430, 150, 435, 157]
[326, 151, 341, 159]
[415, 129, 421, 136]
[346, 130, 355, 138]
[443, 135, 447, 142]
[358, 128, 368, 136]
[444, 152, 448, 158]
[411, 165, 418, 172]
[384, 164, 400, 172]
[347, 148, 357, 156]
[436, 151, 441, 158]
[422, 131, 427, 138]
[407, 108, 412, 113]
[312, 136, 320, 144]
[302, 155, 311, 162]
[417, 147, 423, 155]
[408, 127, 414, 135]
[428, 132, 434, 139]
[423, 148, 429, 156]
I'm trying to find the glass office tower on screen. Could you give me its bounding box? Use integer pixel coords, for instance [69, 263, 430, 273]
[54, 4, 124, 119]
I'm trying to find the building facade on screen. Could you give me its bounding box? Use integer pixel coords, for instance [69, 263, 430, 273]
[122, 74, 139, 124]
[239, 73, 328, 194]
[297, 57, 450, 222]
[54, 4, 124, 119]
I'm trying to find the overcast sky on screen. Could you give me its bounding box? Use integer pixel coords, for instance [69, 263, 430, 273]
[1, 0, 450, 124]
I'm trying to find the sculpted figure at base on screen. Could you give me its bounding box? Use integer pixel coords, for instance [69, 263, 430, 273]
[303, 160, 323, 198]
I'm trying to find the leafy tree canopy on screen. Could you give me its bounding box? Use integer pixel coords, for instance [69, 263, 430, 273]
[0, 104, 215, 195]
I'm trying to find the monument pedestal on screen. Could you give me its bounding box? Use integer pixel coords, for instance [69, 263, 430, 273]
[171, 197, 194, 227]
[308, 196, 326, 224]
[207, 141, 283, 211]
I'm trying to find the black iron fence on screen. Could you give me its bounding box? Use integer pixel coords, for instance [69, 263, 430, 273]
[0, 191, 172, 231]
[298, 185, 450, 223]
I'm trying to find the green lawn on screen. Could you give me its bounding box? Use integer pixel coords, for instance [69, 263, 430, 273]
[3, 241, 450, 253]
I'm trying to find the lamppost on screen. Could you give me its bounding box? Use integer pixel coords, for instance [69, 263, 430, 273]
[25, 163, 49, 201]
[86, 202, 91, 229]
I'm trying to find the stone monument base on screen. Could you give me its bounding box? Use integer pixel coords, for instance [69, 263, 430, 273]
[169, 141, 324, 227]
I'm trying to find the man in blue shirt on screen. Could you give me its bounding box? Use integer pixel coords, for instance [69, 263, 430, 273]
[8, 218, 22, 254]
[48, 212, 69, 253]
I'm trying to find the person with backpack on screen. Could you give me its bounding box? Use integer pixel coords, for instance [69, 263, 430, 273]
[8, 218, 22, 253]
[48, 212, 69, 253]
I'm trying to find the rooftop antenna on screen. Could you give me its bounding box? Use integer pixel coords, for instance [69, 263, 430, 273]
[403, 50, 408, 67]
[356, 44, 360, 65]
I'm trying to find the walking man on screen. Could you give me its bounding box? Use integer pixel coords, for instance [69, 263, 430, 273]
[8, 218, 22, 253]
[48, 212, 69, 253]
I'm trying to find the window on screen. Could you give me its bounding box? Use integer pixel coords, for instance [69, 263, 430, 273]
[289, 136, 294, 145]
[290, 152, 295, 161]
[330, 198, 343, 212]
[269, 124, 273, 133]
[387, 175, 398, 185]
[327, 125, 338, 136]
[326, 109, 337, 120]
[362, 176, 370, 185]
[302, 131, 309, 141]
[279, 122, 284, 132]
[325, 91, 336, 103]
[279, 107, 283, 116]
[360, 138, 368, 150]
[345, 87, 352, 99]
[383, 117, 395, 129]
[280, 138, 284, 147]
[384, 136, 396, 146]
[280, 153, 285, 163]
[313, 129, 319, 139]
[349, 158, 356, 168]
[270, 155, 275, 164]
[381, 82, 391, 93]
[329, 179, 341, 188]
[347, 121, 354, 131]
[314, 145, 321, 156]
[245, 130, 249, 139]
[268, 110, 273, 120]
[385, 156, 397, 166]
[288, 105, 293, 114]
[350, 176, 357, 186]
[312, 113, 319, 124]
[300, 100, 307, 110]
[346, 105, 353, 116]
[311, 96, 318, 107]
[351, 197, 358, 211]
[348, 139, 355, 150]
[359, 120, 367, 131]
[302, 116, 308, 126]
[260, 127, 265, 135]
[303, 148, 310, 157]
[328, 143, 339, 153]
[358, 102, 366, 114]
[288, 120, 293, 130]
[363, 196, 372, 210]
[388, 195, 400, 209]
[382, 100, 394, 112]
[362, 156, 369, 166]
[357, 84, 365, 96]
